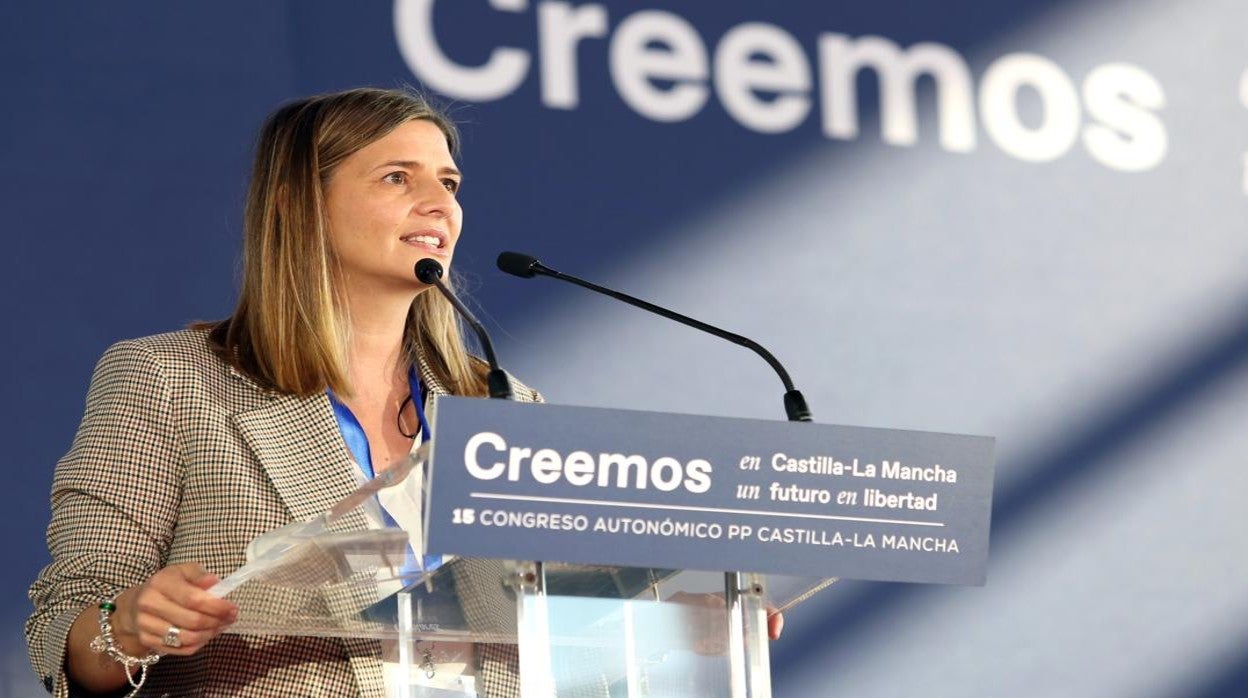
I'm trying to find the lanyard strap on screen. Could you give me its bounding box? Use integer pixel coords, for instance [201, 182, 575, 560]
[408, 367, 432, 447]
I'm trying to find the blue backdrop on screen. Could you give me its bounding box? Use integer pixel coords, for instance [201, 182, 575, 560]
[4, 1, 1247, 695]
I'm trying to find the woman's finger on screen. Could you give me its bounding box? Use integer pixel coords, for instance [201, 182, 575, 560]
[767, 610, 785, 640]
[134, 617, 220, 656]
[144, 564, 237, 621]
[134, 588, 234, 632]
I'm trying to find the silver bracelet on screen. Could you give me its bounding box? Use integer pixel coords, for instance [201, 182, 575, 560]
[88, 599, 161, 697]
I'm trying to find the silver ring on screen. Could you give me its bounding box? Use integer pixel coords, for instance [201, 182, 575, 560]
[162, 625, 183, 648]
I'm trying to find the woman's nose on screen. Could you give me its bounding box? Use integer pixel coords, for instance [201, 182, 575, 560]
[415, 179, 455, 217]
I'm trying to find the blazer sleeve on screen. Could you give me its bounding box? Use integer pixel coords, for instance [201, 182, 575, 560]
[26, 339, 184, 696]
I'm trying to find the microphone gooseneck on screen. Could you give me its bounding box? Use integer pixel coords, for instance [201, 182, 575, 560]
[496, 251, 812, 422]
[416, 259, 513, 400]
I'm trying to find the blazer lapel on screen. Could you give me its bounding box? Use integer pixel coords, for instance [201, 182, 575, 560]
[231, 391, 366, 527]
[417, 357, 534, 404]
[228, 356, 502, 533]
[231, 385, 384, 692]
[415, 354, 452, 402]
[228, 350, 463, 529]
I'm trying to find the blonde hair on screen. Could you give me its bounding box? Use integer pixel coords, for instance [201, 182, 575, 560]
[205, 87, 487, 397]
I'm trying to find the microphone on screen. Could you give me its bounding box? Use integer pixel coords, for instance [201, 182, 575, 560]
[496, 252, 812, 422]
[415, 259, 513, 400]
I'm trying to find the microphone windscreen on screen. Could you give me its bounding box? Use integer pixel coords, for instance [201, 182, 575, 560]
[415, 258, 444, 284]
[497, 251, 540, 278]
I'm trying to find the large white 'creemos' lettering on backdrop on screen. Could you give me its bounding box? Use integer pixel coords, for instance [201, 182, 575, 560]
[394, 0, 1167, 172]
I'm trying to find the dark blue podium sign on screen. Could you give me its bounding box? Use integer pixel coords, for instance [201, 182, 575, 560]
[426, 397, 995, 585]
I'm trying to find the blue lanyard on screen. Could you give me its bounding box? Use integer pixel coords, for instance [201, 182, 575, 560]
[328, 367, 430, 478]
[328, 365, 440, 572]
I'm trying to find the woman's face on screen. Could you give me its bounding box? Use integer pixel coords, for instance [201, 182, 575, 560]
[324, 119, 462, 296]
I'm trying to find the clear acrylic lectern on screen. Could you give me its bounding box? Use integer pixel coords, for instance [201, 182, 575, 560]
[211, 445, 837, 697]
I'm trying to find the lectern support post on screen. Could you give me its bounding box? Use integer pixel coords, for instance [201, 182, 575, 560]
[515, 561, 558, 697]
[727, 572, 771, 698]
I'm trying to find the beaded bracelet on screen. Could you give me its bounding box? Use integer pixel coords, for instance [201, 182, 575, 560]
[87, 600, 160, 697]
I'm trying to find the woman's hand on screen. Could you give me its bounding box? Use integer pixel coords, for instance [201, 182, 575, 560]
[115, 563, 239, 656]
[66, 562, 239, 692]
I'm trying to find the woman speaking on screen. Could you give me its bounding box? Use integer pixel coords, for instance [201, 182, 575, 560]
[26, 87, 539, 696]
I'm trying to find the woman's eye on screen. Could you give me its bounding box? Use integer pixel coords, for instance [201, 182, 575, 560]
[383, 171, 407, 185]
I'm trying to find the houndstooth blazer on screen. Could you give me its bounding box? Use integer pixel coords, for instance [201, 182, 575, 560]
[26, 328, 539, 697]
